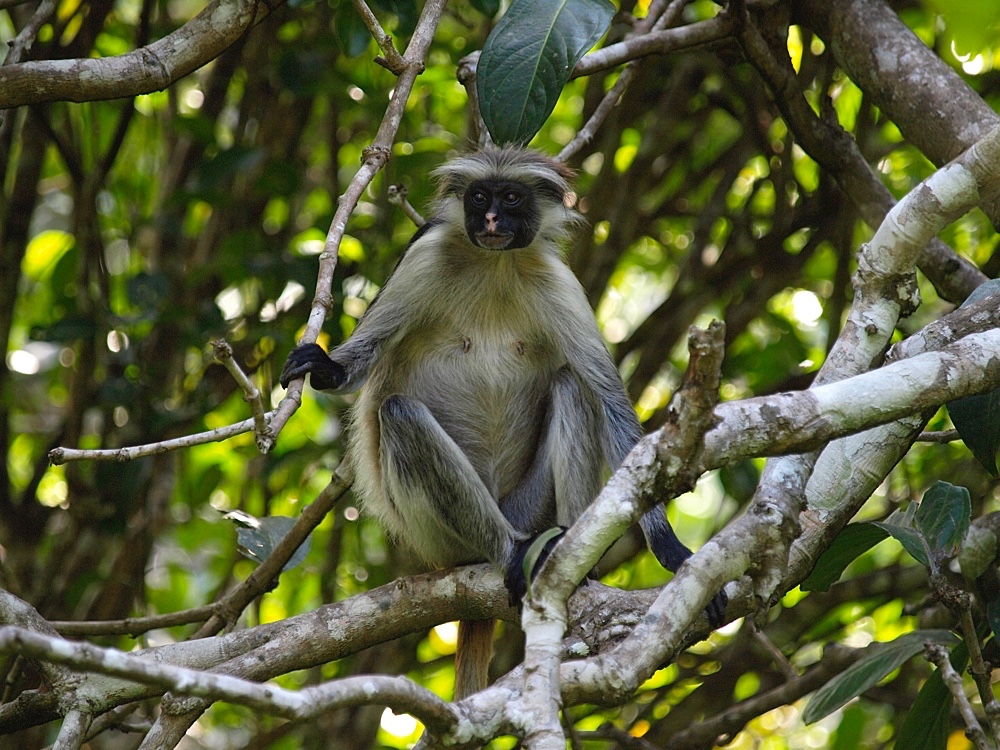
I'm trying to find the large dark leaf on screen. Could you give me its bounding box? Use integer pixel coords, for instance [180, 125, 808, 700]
[226, 511, 312, 573]
[915, 481, 971, 556]
[334, 2, 372, 57]
[477, 0, 615, 145]
[802, 629, 959, 724]
[801, 523, 889, 592]
[947, 278, 1000, 477]
[870, 520, 931, 569]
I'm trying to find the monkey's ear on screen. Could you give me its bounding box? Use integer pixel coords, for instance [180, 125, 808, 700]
[435, 173, 465, 199]
[535, 178, 568, 204]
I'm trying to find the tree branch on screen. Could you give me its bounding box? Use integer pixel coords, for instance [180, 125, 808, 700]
[0, 0, 284, 109]
[0, 627, 460, 734]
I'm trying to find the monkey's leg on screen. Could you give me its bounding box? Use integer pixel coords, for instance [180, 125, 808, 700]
[379, 395, 516, 703]
[548, 367, 605, 525]
[378, 394, 521, 569]
[500, 368, 603, 606]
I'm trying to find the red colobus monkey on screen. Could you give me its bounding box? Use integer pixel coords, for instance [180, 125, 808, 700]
[281, 146, 726, 698]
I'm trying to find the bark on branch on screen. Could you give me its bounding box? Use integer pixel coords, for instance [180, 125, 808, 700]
[0, 0, 283, 109]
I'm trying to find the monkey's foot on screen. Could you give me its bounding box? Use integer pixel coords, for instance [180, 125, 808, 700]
[503, 527, 567, 610]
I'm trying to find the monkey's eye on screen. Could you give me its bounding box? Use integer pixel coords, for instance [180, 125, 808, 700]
[469, 190, 488, 207]
[502, 192, 522, 207]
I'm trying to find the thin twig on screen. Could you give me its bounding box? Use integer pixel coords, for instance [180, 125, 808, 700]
[80, 703, 143, 745]
[51, 606, 216, 637]
[456, 51, 491, 148]
[558, 0, 715, 162]
[557, 66, 635, 162]
[669, 645, 860, 748]
[48, 413, 273, 464]
[351, 0, 406, 74]
[958, 605, 1000, 742]
[387, 184, 425, 226]
[267, 0, 449, 441]
[917, 429, 961, 443]
[926, 644, 995, 750]
[572, 15, 735, 78]
[748, 621, 797, 680]
[2, 0, 58, 68]
[212, 340, 272, 451]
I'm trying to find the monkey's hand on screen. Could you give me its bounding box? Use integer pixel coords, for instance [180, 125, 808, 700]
[280, 343, 346, 391]
[503, 527, 567, 611]
[704, 588, 729, 629]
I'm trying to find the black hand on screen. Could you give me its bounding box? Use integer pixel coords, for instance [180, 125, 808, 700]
[279, 343, 346, 391]
[504, 527, 567, 610]
[705, 588, 728, 629]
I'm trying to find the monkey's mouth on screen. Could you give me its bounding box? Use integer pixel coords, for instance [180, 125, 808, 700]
[475, 232, 514, 250]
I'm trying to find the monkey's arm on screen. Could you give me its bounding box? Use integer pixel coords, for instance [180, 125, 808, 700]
[280, 222, 442, 393]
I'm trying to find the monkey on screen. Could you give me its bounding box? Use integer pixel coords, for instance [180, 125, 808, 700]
[280, 146, 727, 699]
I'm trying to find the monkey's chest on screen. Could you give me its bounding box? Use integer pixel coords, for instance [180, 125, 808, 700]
[404, 329, 558, 421]
[387, 327, 561, 494]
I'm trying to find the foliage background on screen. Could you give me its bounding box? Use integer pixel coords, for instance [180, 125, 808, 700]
[2, 0, 1000, 746]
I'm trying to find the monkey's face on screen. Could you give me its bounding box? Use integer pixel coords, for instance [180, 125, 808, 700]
[463, 180, 540, 250]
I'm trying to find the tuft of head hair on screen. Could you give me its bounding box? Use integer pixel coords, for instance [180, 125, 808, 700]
[433, 146, 575, 207]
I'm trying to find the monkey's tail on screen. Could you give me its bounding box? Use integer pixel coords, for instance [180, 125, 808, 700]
[454, 619, 494, 700]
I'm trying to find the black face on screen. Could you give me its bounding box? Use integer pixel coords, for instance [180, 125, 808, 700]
[463, 180, 540, 250]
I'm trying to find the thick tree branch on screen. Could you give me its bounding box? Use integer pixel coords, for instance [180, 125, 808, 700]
[737, 11, 986, 303]
[10, 312, 1000, 740]
[0, 0, 283, 109]
[795, 0, 1000, 229]
[0, 627, 460, 734]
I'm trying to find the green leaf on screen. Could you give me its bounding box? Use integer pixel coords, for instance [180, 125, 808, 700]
[226, 511, 312, 573]
[470, 0, 500, 18]
[870, 520, 931, 569]
[894, 640, 969, 750]
[801, 523, 889, 592]
[523, 526, 565, 600]
[948, 390, 1000, 477]
[803, 630, 959, 724]
[334, 2, 372, 57]
[946, 278, 1000, 477]
[477, 0, 615, 145]
[988, 593, 1000, 639]
[916, 481, 971, 554]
